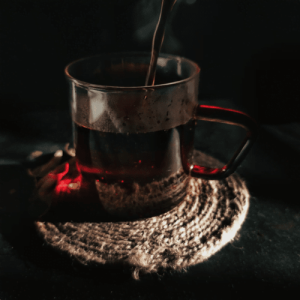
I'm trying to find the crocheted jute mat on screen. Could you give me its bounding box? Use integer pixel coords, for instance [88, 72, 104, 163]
[29, 150, 250, 279]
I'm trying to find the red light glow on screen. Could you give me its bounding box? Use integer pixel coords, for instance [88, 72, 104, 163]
[53, 162, 83, 195]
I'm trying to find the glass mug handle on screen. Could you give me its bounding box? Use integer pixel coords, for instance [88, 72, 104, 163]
[181, 105, 259, 180]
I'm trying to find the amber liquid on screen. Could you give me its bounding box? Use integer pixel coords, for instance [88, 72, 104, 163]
[74, 119, 195, 185]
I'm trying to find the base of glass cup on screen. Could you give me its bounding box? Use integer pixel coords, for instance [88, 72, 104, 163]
[94, 168, 190, 220]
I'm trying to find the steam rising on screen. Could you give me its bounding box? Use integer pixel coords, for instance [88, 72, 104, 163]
[133, 0, 196, 54]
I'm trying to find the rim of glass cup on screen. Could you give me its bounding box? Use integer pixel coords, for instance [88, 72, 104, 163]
[64, 52, 200, 90]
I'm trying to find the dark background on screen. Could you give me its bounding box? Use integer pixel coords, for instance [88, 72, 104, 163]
[1, 1, 300, 298]
[1, 0, 300, 124]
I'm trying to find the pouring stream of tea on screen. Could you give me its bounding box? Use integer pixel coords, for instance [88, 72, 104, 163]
[145, 0, 177, 86]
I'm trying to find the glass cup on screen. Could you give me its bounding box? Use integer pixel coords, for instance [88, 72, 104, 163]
[65, 53, 258, 219]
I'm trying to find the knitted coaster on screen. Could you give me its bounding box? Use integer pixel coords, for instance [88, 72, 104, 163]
[31, 150, 250, 279]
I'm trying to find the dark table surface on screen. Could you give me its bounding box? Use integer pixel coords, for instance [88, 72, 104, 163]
[1, 99, 300, 299]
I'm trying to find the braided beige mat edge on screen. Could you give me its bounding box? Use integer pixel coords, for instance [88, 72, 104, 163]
[34, 151, 250, 279]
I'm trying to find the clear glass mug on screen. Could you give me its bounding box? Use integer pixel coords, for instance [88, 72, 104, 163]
[65, 53, 257, 219]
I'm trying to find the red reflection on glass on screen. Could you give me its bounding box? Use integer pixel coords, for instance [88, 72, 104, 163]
[200, 105, 248, 116]
[191, 165, 221, 175]
[77, 163, 103, 174]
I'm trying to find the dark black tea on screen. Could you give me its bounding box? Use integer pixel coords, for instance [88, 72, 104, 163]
[74, 119, 195, 185]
